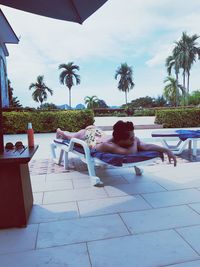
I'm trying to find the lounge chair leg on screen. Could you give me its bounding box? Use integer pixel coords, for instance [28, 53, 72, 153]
[90, 176, 104, 187]
[192, 139, 198, 157]
[51, 143, 63, 165]
[51, 143, 57, 159]
[134, 166, 143, 176]
[63, 151, 69, 170]
[87, 159, 104, 187]
[58, 149, 64, 165]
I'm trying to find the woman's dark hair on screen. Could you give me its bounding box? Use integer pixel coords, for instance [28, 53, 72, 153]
[112, 121, 134, 142]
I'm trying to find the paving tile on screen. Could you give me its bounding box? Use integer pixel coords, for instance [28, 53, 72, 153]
[33, 192, 43, 204]
[0, 243, 90, 267]
[31, 179, 73, 192]
[141, 162, 199, 177]
[104, 181, 165, 197]
[165, 260, 200, 266]
[121, 173, 154, 183]
[189, 203, 200, 215]
[0, 224, 38, 255]
[73, 175, 128, 188]
[43, 187, 107, 204]
[46, 171, 91, 181]
[37, 214, 129, 249]
[121, 205, 200, 234]
[96, 167, 134, 178]
[78, 195, 151, 217]
[88, 230, 199, 267]
[100, 175, 129, 186]
[30, 174, 46, 183]
[46, 171, 74, 181]
[29, 202, 79, 224]
[176, 225, 200, 254]
[142, 189, 200, 208]
[150, 163, 199, 181]
[127, 163, 200, 191]
[72, 178, 94, 188]
[149, 168, 200, 191]
[155, 179, 200, 191]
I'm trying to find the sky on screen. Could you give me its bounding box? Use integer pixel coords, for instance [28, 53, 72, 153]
[1, 0, 200, 108]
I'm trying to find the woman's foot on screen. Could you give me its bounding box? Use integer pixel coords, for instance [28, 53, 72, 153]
[56, 128, 64, 139]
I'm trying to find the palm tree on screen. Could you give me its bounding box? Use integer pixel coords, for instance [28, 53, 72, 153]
[115, 63, 135, 105]
[165, 55, 180, 85]
[163, 76, 182, 106]
[173, 32, 200, 98]
[166, 53, 187, 105]
[84, 95, 99, 109]
[29, 75, 53, 106]
[58, 62, 80, 108]
[8, 79, 22, 108]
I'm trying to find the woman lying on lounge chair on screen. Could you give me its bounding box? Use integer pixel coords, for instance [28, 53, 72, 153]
[56, 120, 177, 166]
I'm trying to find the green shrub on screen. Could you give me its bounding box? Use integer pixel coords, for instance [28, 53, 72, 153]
[134, 109, 155, 116]
[94, 108, 125, 116]
[3, 110, 94, 134]
[155, 108, 200, 128]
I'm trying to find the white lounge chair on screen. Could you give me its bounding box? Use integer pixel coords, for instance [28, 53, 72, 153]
[51, 138, 163, 187]
[152, 130, 199, 156]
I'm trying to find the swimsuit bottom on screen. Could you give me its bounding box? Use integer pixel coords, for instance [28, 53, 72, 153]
[85, 127, 106, 148]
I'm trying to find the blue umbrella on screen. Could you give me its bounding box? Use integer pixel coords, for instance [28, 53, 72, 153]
[0, 0, 108, 24]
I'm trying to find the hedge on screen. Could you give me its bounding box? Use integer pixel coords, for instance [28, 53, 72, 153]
[3, 110, 94, 134]
[134, 109, 155, 116]
[155, 108, 200, 128]
[93, 108, 126, 116]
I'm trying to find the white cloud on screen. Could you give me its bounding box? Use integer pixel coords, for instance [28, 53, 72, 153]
[146, 44, 173, 67]
[1, 0, 200, 107]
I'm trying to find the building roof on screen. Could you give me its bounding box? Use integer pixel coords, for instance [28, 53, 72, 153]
[0, 9, 19, 56]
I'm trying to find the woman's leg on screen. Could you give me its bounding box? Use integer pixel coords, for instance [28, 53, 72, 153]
[56, 128, 86, 140]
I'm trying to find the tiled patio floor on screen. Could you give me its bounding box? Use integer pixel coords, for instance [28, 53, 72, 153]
[1, 153, 200, 266]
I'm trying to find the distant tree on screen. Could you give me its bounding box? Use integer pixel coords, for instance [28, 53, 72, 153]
[154, 95, 167, 107]
[38, 103, 59, 110]
[187, 90, 200, 105]
[29, 75, 53, 106]
[130, 96, 155, 108]
[115, 63, 135, 105]
[84, 95, 99, 109]
[96, 99, 108, 108]
[58, 62, 80, 109]
[8, 79, 22, 108]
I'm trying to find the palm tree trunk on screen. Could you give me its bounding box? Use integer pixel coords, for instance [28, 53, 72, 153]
[69, 88, 71, 109]
[125, 91, 128, 105]
[183, 71, 186, 106]
[175, 73, 179, 106]
[187, 70, 190, 95]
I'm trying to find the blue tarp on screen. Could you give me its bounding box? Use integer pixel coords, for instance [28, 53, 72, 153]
[176, 130, 200, 141]
[54, 139, 163, 167]
[90, 149, 163, 166]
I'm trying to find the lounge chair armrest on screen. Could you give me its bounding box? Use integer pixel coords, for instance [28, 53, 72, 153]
[69, 138, 91, 156]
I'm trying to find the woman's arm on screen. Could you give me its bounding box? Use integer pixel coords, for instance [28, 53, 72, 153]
[138, 139, 177, 166]
[95, 142, 137, 155]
